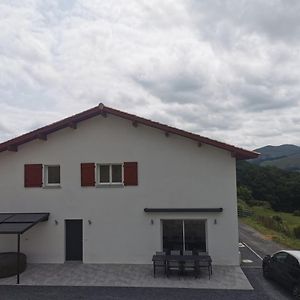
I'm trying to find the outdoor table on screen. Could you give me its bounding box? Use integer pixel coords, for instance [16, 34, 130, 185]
[152, 254, 212, 279]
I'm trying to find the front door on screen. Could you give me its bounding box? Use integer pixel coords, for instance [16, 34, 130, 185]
[65, 219, 83, 261]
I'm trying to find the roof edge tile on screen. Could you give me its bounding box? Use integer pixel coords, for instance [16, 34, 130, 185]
[0, 104, 259, 160]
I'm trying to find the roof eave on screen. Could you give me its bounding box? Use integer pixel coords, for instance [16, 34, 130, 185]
[0, 104, 259, 159]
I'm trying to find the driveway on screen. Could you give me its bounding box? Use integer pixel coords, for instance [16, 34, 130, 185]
[239, 221, 288, 258]
[239, 221, 293, 300]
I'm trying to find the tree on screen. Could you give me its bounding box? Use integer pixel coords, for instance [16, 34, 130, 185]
[236, 161, 300, 212]
[237, 185, 253, 201]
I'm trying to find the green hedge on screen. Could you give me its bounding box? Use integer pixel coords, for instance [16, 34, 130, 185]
[294, 226, 300, 239]
[293, 210, 300, 217]
[247, 200, 271, 209]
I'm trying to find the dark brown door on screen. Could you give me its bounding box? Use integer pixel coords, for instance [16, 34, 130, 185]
[65, 220, 83, 261]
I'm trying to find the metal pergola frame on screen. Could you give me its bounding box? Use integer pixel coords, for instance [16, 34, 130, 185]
[0, 213, 49, 284]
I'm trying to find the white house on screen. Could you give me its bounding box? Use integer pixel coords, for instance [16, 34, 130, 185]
[0, 103, 258, 266]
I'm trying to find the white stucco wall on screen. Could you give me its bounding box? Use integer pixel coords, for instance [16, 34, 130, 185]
[0, 115, 239, 265]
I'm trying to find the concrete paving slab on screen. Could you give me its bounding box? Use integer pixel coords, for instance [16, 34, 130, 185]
[0, 264, 253, 290]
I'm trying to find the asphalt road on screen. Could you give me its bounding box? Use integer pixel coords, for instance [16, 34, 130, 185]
[0, 223, 295, 300]
[239, 221, 288, 258]
[239, 222, 293, 300]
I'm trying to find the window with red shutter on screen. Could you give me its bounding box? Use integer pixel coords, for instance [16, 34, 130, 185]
[96, 164, 123, 185]
[81, 163, 95, 186]
[24, 164, 43, 187]
[44, 165, 61, 186]
[123, 162, 138, 186]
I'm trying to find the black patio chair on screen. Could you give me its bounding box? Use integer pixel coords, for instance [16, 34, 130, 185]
[197, 252, 212, 279]
[167, 250, 182, 277]
[153, 251, 166, 277]
[182, 251, 198, 278]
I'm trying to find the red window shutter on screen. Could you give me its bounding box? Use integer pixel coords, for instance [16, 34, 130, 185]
[24, 164, 43, 187]
[124, 162, 138, 186]
[81, 163, 95, 186]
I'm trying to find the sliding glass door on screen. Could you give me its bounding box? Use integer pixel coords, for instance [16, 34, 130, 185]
[162, 220, 183, 251]
[184, 220, 206, 251]
[162, 220, 206, 253]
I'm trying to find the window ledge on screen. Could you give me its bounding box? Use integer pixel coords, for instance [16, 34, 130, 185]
[96, 183, 124, 188]
[43, 185, 62, 189]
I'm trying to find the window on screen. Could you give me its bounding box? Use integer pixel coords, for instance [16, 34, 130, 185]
[273, 252, 288, 263]
[184, 220, 206, 251]
[44, 165, 60, 186]
[81, 162, 137, 187]
[162, 220, 206, 253]
[286, 254, 300, 268]
[97, 164, 123, 185]
[162, 220, 183, 251]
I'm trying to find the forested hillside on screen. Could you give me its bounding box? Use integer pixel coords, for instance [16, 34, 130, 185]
[249, 144, 300, 172]
[236, 161, 300, 212]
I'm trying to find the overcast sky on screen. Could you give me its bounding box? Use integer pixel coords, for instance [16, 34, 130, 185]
[1, 0, 300, 150]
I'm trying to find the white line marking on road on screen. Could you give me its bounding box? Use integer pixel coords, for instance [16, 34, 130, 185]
[242, 259, 253, 263]
[242, 242, 263, 260]
[239, 242, 245, 247]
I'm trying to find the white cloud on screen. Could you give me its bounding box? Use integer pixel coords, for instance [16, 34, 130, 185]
[0, 0, 300, 149]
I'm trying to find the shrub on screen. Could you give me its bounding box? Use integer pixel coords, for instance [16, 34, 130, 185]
[293, 210, 300, 217]
[247, 200, 271, 208]
[237, 186, 253, 201]
[237, 199, 247, 208]
[256, 215, 291, 236]
[294, 226, 300, 239]
[237, 199, 253, 217]
[272, 215, 283, 223]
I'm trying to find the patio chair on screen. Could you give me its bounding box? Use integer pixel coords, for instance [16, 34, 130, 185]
[197, 252, 212, 279]
[167, 250, 181, 277]
[197, 251, 208, 255]
[153, 251, 166, 277]
[182, 251, 198, 278]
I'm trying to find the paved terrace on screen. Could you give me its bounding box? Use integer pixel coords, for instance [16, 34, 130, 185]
[0, 264, 252, 290]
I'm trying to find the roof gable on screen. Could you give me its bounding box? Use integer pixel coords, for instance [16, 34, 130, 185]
[0, 103, 259, 160]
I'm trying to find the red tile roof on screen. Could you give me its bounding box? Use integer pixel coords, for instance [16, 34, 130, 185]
[0, 103, 259, 159]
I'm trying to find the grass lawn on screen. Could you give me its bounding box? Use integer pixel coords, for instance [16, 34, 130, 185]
[239, 202, 300, 249]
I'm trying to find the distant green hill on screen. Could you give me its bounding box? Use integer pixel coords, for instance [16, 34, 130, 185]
[249, 144, 300, 172]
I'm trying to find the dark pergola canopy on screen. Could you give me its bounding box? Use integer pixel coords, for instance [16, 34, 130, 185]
[0, 213, 49, 234]
[0, 212, 49, 284]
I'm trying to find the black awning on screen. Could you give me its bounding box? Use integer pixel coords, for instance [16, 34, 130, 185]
[0, 213, 49, 234]
[144, 208, 223, 213]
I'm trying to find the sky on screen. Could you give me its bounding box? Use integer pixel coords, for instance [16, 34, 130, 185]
[1, 0, 300, 150]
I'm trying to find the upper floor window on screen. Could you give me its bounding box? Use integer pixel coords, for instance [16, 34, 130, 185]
[24, 164, 61, 188]
[44, 165, 60, 186]
[97, 164, 123, 185]
[81, 161, 138, 187]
